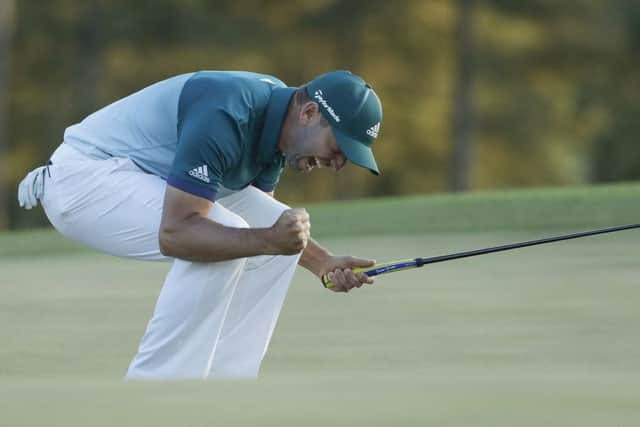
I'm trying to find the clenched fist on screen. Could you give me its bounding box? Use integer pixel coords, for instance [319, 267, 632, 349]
[267, 208, 311, 255]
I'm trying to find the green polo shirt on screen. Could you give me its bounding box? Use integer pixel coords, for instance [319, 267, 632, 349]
[168, 71, 294, 201]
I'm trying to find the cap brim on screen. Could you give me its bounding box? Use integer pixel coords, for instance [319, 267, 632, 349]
[333, 127, 380, 175]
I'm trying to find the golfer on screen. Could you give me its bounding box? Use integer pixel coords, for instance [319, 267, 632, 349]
[17, 70, 383, 379]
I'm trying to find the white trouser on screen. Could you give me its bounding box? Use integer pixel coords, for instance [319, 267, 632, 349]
[39, 143, 300, 379]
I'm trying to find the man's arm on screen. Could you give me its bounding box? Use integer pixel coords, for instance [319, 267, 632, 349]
[261, 189, 375, 292]
[299, 236, 376, 292]
[159, 185, 309, 262]
[298, 237, 332, 276]
[262, 189, 332, 274]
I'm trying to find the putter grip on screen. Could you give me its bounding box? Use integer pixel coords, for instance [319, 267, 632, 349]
[321, 266, 369, 288]
[321, 259, 419, 288]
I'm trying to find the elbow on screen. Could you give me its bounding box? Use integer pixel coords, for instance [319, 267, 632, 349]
[158, 212, 203, 259]
[159, 225, 178, 257]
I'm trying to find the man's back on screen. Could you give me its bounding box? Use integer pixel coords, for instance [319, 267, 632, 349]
[63, 71, 285, 180]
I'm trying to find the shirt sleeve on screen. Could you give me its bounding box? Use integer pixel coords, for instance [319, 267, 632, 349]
[252, 160, 284, 193]
[168, 82, 243, 201]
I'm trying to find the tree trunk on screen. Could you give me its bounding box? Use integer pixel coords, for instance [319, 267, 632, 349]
[75, 0, 104, 116]
[331, 0, 366, 200]
[0, 0, 16, 229]
[448, 0, 475, 192]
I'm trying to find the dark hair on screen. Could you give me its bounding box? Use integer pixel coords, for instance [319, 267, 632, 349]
[294, 85, 330, 127]
[294, 85, 310, 105]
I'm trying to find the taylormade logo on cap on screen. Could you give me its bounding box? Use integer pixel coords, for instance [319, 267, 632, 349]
[313, 89, 341, 122]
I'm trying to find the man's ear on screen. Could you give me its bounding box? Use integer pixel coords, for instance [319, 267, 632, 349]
[299, 101, 320, 125]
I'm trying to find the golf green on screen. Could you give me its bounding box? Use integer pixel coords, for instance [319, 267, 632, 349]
[1, 184, 639, 426]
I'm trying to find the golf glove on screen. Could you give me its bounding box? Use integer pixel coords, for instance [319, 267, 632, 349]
[18, 165, 48, 210]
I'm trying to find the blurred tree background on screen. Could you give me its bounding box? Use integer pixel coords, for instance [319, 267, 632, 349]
[1, 0, 639, 229]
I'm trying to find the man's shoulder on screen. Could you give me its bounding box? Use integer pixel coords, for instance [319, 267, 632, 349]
[179, 71, 286, 119]
[185, 71, 286, 97]
[191, 70, 285, 83]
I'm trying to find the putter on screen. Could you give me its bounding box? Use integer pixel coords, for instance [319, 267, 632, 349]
[322, 223, 640, 288]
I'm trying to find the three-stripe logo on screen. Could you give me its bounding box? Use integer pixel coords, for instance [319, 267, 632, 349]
[366, 122, 380, 138]
[188, 165, 211, 183]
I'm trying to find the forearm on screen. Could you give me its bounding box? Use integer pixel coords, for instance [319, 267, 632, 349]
[298, 237, 332, 277]
[160, 215, 272, 263]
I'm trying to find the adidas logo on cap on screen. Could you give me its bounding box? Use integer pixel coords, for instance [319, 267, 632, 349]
[188, 165, 211, 183]
[366, 122, 380, 138]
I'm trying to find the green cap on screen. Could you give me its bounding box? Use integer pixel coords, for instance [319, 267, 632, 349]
[306, 70, 382, 175]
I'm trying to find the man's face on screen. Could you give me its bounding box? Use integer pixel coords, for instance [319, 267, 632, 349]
[283, 113, 347, 173]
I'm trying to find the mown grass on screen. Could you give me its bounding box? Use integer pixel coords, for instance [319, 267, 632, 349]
[0, 184, 639, 426]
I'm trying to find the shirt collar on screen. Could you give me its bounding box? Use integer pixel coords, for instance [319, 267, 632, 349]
[258, 86, 296, 164]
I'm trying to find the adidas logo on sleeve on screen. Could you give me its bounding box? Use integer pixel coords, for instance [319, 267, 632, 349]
[188, 165, 211, 183]
[366, 122, 380, 138]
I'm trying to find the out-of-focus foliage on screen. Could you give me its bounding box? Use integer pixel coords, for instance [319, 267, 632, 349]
[2, 0, 640, 229]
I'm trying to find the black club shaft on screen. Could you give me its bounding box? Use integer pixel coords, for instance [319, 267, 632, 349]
[415, 224, 640, 267]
